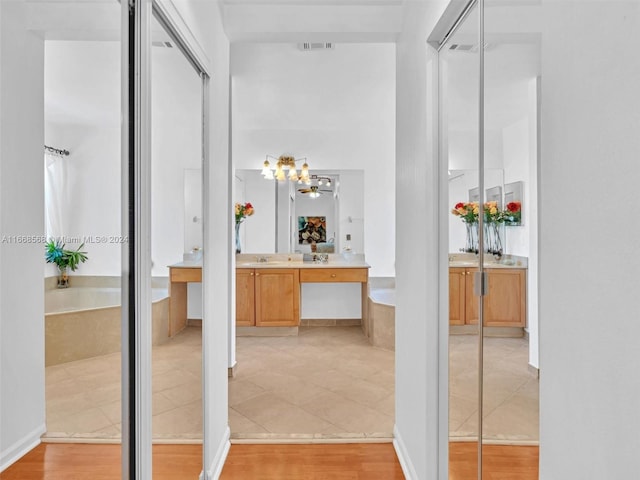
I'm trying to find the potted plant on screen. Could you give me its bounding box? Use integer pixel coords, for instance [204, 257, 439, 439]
[45, 239, 89, 288]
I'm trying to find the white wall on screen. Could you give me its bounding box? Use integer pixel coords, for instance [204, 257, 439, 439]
[394, 1, 448, 479]
[44, 39, 201, 279]
[539, 2, 640, 478]
[231, 43, 396, 277]
[0, 1, 46, 469]
[44, 41, 121, 277]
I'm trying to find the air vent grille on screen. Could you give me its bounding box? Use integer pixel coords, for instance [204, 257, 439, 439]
[298, 42, 334, 51]
[152, 41, 173, 48]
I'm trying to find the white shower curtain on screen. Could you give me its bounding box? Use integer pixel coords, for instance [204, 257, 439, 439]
[44, 151, 66, 241]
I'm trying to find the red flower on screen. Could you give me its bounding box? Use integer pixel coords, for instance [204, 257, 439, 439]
[245, 203, 253, 209]
[507, 202, 521, 213]
[455, 202, 465, 210]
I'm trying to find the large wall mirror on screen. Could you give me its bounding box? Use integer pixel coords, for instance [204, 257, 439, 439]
[436, 0, 541, 477]
[234, 169, 364, 255]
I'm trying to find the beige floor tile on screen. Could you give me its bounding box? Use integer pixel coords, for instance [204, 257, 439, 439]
[152, 368, 199, 393]
[152, 401, 202, 436]
[159, 380, 201, 406]
[229, 408, 268, 434]
[259, 409, 333, 434]
[98, 399, 121, 425]
[84, 382, 122, 406]
[332, 378, 391, 409]
[228, 379, 266, 406]
[153, 392, 178, 416]
[47, 407, 113, 434]
[45, 364, 73, 385]
[46, 391, 95, 418]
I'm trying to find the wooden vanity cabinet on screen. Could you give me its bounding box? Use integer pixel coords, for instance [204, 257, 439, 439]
[255, 269, 300, 326]
[236, 268, 300, 327]
[449, 268, 467, 326]
[449, 267, 526, 328]
[236, 268, 256, 326]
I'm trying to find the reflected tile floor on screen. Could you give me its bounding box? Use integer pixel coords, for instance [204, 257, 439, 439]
[43, 326, 203, 441]
[449, 335, 539, 443]
[44, 326, 538, 444]
[230, 326, 395, 440]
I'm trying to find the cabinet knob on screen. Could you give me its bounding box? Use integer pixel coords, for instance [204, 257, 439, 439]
[256, 273, 260, 276]
[250, 272, 254, 276]
[331, 274, 336, 278]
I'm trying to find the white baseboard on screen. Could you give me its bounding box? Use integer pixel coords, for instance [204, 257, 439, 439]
[200, 426, 230, 480]
[393, 425, 418, 480]
[0, 423, 46, 472]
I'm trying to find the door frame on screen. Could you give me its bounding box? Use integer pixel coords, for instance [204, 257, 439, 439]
[121, 1, 211, 478]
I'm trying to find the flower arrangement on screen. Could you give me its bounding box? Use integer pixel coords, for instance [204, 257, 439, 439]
[484, 201, 504, 224]
[451, 202, 479, 224]
[234, 202, 254, 224]
[504, 201, 522, 225]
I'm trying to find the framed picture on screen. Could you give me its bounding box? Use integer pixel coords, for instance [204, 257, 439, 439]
[298, 216, 327, 244]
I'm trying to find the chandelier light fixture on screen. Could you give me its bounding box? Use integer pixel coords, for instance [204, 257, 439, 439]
[261, 154, 311, 184]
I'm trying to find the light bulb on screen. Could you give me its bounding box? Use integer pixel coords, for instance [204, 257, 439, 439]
[288, 168, 298, 181]
[326, 180, 331, 187]
[264, 169, 274, 180]
[261, 160, 271, 177]
[318, 179, 323, 186]
[275, 164, 285, 181]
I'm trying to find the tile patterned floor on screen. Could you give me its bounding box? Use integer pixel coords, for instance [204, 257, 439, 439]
[230, 326, 395, 440]
[44, 326, 203, 441]
[449, 335, 539, 443]
[44, 325, 538, 443]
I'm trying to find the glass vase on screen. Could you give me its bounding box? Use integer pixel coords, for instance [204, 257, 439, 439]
[57, 266, 69, 288]
[235, 222, 242, 254]
[484, 222, 503, 255]
[464, 222, 479, 253]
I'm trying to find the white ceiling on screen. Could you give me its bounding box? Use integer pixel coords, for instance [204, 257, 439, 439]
[36, 0, 542, 136]
[222, 0, 404, 43]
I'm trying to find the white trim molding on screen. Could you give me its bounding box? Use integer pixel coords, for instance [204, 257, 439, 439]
[0, 424, 45, 472]
[200, 426, 230, 480]
[393, 425, 418, 480]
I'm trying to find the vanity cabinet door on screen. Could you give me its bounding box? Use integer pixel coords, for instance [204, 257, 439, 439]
[449, 268, 467, 325]
[465, 269, 480, 325]
[236, 268, 256, 326]
[255, 269, 300, 327]
[483, 269, 526, 327]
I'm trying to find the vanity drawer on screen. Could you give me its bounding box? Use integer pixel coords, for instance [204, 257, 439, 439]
[170, 267, 202, 283]
[299, 268, 367, 283]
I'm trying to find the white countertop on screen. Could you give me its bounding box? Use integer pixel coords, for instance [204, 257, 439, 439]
[169, 254, 369, 270]
[169, 261, 203, 268]
[448, 253, 528, 269]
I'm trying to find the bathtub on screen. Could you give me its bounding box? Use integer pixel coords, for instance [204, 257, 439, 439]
[45, 287, 170, 366]
[364, 280, 396, 351]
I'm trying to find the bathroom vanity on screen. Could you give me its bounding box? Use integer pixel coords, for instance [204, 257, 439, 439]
[168, 255, 370, 332]
[448, 254, 527, 331]
[235, 255, 370, 327]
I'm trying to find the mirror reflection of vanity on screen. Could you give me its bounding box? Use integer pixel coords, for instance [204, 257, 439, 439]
[233, 168, 367, 326]
[234, 169, 365, 255]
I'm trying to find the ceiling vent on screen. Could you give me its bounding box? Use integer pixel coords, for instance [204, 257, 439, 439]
[449, 43, 474, 51]
[298, 42, 334, 51]
[449, 43, 493, 52]
[152, 41, 173, 48]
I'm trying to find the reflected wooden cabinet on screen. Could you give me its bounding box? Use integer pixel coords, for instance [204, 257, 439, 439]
[236, 268, 256, 326]
[449, 268, 467, 326]
[449, 267, 526, 327]
[236, 268, 300, 327]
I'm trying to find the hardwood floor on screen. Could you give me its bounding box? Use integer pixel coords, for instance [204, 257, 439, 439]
[449, 443, 539, 480]
[0, 444, 202, 480]
[220, 443, 404, 479]
[1, 442, 538, 479]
